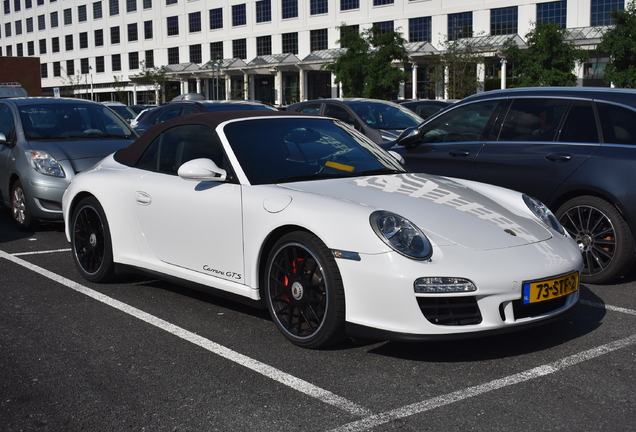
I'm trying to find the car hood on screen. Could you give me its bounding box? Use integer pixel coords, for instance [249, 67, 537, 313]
[280, 173, 552, 251]
[26, 139, 134, 173]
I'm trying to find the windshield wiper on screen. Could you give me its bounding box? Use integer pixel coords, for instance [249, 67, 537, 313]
[353, 168, 405, 176]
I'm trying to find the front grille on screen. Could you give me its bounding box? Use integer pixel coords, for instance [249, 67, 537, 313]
[417, 296, 482, 326]
[512, 296, 568, 320]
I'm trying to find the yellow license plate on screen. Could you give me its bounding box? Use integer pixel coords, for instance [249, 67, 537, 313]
[522, 272, 579, 304]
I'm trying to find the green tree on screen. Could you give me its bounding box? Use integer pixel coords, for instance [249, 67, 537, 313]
[135, 61, 168, 103]
[502, 22, 588, 87]
[597, 1, 636, 88]
[327, 25, 409, 99]
[435, 37, 485, 99]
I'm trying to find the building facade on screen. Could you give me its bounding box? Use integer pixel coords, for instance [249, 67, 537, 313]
[0, 0, 625, 105]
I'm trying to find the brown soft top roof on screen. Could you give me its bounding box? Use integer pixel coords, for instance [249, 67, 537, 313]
[115, 110, 317, 166]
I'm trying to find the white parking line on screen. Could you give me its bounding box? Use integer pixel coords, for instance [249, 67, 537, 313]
[3, 247, 636, 431]
[12, 248, 71, 256]
[0, 250, 372, 417]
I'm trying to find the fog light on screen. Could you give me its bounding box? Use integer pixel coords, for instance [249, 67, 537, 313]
[414, 277, 477, 293]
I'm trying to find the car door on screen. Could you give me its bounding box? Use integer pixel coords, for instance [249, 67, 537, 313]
[131, 124, 245, 283]
[0, 103, 17, 204]
[472, 98, 601, 204]
[395, 99, 502, 179]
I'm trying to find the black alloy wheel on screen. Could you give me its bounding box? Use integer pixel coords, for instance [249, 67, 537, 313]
[557, 196, 635, 284]
[71, 196, 115, 282]
[265, 232, 345, 348]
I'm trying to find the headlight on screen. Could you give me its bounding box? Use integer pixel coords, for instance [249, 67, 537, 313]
[523, 195, 565, 235]
[25, 150, 65, 178]
[370, 210, 432, 260]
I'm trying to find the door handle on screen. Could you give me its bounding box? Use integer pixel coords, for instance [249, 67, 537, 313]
[449, 149, 470, 157]
[135, 191, 152, 206]
[545, 153, 572, 162]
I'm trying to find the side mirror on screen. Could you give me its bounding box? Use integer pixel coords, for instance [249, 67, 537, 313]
[395, 126, 422, 149]
[178, 158, 227, 182]
[0, 132, 7, 146]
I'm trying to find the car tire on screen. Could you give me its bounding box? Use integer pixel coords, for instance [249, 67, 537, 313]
[71, 196, 115, 283]
[264, 231, 346, 348]
[11, 180, 39, 231]
[557, 196, 635, 284]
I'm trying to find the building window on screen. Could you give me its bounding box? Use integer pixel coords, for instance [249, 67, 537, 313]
[93, 2, 102, 19]
[448, 11, 473, 41]
[129, 52, 139, 69]
[591, 0, 624, 26]
[340, 0, 358, 11]
[112, 54, 121, 71]
[310, 0, 327, 15]
[6, 46, 12, 57]
[78, 4, 87, 21]
[38, 14, 45, 30]
[95, 29, 104, 46]
[282, 32, 298, 54]
[232, 4, 246, 27]
[189, 11, 201, 32]
[13, 0, 19, 11]
[41, 63, 48, 78]
[65, 34, 73, 50]
[167, 16, 178, 36]
[96, 56, 104, 73]
[282, 0, 297, 19]
[25, 0, 31, 9]
[128, 23, 137, 41]
[26, 17, 32, 32]
[53, 61, 61, 77]
[126, 0, 135, 13]
[81, 57, 89, 74]
[63, 8, 72, 25]
[210, 41, 223, 60]
[232, 38, 246, 59]
[15, 20, 22, 35]
[167, 46, 179, 64]
[209, 8, 222, 29]
[4, 22, 10, 37]
[50, 11, 58, 28]
[3, 0, 9, 14]
[256, 35, 271, 56]
[37, 0, 44, 5]
[537, 1, 567, 28]
[256, 0, 271, 23]
[373, 0, 393, 5]
[79, 31, 88, 48]
[144, 20, 152, 39]
[27, 40, 34, 55]
[409, 16, 431, 43]
[166, 0, 176, 4]
[189, 44, 201, 63]
[111, 26, 120, 44]
[339, 24, 358, 48]
[66, 59, 74, 75]
[310, 28, 328, 51]
[16, 43, 23, 56]
[491, 6, 518, 35]
[39, 39, 46, 54]
[51, 36, 59, 52]
[109, 0, 119, 16]
[143, 0, 151, 9]
[373, 20, 394, 33]
[145, 49, 153, 67]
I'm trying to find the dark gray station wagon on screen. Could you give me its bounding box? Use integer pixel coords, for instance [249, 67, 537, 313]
[392, 87, 636, 284]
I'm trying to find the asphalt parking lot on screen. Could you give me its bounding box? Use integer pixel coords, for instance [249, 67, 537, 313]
[1, 208, 634, 431]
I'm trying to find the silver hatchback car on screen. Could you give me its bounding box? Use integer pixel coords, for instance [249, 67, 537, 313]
[0, 97, 137, 230]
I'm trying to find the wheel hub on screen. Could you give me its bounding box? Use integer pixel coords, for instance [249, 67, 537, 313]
[291, 281, 304, 300]
[89, 233, 98, 247]
[578, 232, 593, 250]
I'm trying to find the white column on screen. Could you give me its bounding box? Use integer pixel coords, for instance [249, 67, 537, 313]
[244, 72, 250, 100]
[477, 61, 485, 94]
[276, 69, 283, 105]
[196, 78, 201, 95]
[298, 67, 305, 102]
[331, 73, 339, 98]
[412, 63, 418, 100]
[398, 65, 405, 100]
[444, 66, 449, 100]
[501, 59, 507, 89]
[132, 84, 138, 105]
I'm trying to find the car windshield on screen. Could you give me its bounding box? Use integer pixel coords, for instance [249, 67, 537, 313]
[349, 102, 422, 130]
[19, 103, 136, 140]
[224, 117, 406, 185]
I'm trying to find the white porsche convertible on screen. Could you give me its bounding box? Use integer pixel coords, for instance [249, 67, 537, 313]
[63, 111, 582, 348]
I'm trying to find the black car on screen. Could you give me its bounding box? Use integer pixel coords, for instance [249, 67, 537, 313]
[286, 98, 423, 145]
[392, 86, 636, 284]
[398, 100, 453, 119]
[134, 100, 277, 135]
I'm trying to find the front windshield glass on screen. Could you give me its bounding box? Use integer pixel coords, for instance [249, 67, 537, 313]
[19, 103, 136, 140]
[349, 102, 423, 130]
[224, 117, 406, 185]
